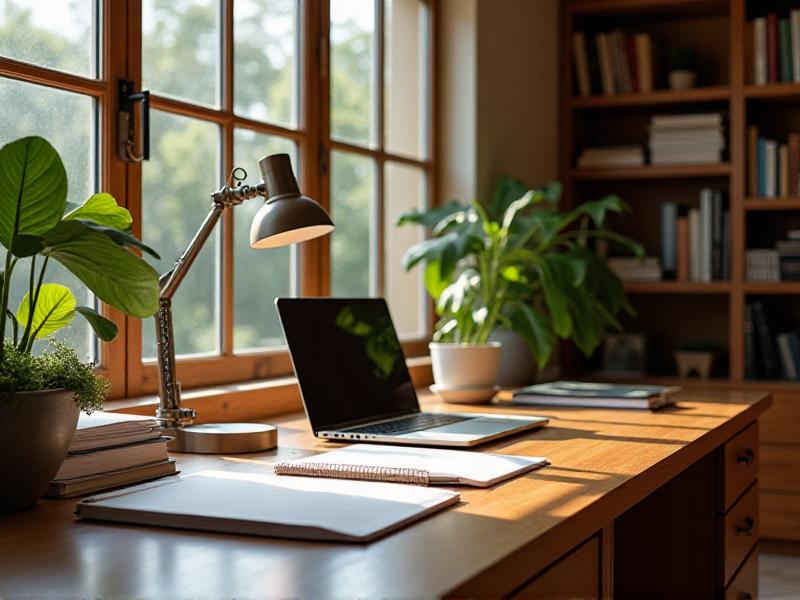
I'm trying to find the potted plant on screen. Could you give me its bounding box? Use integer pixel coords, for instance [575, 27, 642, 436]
[0, 136, 160, 512]
[397, 178, 642, 401]
[668, 47, 699, 90]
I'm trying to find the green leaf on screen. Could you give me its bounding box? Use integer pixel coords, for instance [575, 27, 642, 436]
[64, 193, 133, 230]
[574, 195, 628, 228]
[10, 234, 45, 257]
[501, 190, 535, 231]
[395, 200, 464, 228]
[17, 283, 75, 339]
[508, 303, 555, 368]
[38, 221, 160, 318]
[0, 136, 67, 248]
[537, 259, 573, 338]
[75, 306, 118, 342]
[489, 175, 528, 218]
[44, 220, 160, 259]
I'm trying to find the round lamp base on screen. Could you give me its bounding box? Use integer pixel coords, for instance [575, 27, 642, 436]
[168, 423, 278, 454]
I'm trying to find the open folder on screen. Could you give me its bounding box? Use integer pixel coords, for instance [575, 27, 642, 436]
[275, 444, 548, 487]
[76, 469, 459, 543]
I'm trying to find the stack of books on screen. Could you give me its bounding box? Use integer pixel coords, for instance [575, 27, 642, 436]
[777, 232, 800, 281]
[745, 300, 800, 381]
[746, 126, 800, 198]
[47, 412, 177, 498]
[607, 256, 661, 282]
[751, 10, 800, 86]
[648, 114, 725, 165]
[660, 190, 730, 282]
[746, 249, 780, 282]
[571, 30, 654, 97]
[512, 381, 680, 410]
[577, 145, 644, 168]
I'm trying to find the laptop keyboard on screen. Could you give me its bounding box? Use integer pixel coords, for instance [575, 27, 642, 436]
[344, 413, 472, 436]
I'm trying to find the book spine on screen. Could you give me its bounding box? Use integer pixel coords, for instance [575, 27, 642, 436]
[758, 137, 766, 197]
[769, 13, 779, 83]
[634, 33, 653, 93]
[777, 333, 796, 379]
[781, 18, 793, 82]
[699, 188, 713, 282]
[766, 139, 777, 198]
[711, 191, 723, 280]
[788, 332, 800, 380]
[747, 125, 759, 197]
[790, 133, 800, 196]
[586, 35, 602, 95]
[780, 143, 789, 198]
[744, 302, 760, 379]
[661, 202, 677, 278]
[677, 215, 690, 282]
[755, 17, 768, 85]
[689, 208, 701, 281]
[753, 300, 782, 379]
[722, 210, 731, 281]
[572, 31, 591, 97]
[793, 10, 800, 82]
[612, 30, 631, 93]
[625, 34, 638, 92]
[597, 34, 615, 95]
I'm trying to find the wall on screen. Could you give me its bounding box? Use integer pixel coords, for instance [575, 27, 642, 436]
[438, 0, 560, 203]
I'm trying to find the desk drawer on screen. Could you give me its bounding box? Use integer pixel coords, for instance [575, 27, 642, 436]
[510, 536, 600, 599]
[761, 444, 800, 493]
[724, 546, 758, 600]
[719, 423, 759, 512]
[720, 483, 759, 586]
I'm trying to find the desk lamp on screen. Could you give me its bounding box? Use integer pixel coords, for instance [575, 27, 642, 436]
[155, 154, 334, 453]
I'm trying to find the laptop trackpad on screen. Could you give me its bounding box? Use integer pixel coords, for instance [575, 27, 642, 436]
[397, 417, 522, 442]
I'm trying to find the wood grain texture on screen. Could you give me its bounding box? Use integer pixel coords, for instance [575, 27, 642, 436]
[725, 546, 758, 600]
[720, 483, 759, 586]
[760, 393, 800, 444]
[509, 536, 600, 599]
[761, 444, 800, 494]
[719, 422, 759, 511]
[0, 389, 770, 599]
[762, 492, 800, 541]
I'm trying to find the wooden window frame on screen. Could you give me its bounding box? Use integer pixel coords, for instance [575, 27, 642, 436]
[0, 0, 437, 401]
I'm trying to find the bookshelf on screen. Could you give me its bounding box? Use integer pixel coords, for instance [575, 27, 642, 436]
[561, 0, 800, 548]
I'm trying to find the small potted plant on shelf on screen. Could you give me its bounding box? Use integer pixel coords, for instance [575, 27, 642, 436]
[397, 177, 643, 403]
[0, 136, 160, 512]
[668, 47, 699, 91]
[675, 341, 719, 379]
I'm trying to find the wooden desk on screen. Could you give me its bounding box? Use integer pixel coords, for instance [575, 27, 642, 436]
[0, 389, 771, 599]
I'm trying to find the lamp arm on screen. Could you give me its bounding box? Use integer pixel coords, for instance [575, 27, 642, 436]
[155, 182, 268, 429]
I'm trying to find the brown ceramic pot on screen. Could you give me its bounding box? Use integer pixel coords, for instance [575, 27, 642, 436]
[0, 389, 79, 512]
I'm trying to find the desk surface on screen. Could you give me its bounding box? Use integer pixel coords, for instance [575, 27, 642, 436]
[0, 389, 770, 599]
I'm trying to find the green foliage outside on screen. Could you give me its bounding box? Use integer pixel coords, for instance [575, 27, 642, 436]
[0, 136, 159, 409]
[397, 177, 644, 368]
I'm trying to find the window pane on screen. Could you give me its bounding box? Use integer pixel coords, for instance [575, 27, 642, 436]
[385, 0, 427, 158]
[142, 111, 220, 359]
[233, 129, 296, 351]
[0, 78, 96, 362]
[234, 0, 298, 128]
[385, 162, 426, 337]
[330, 0, 376, 146]
[330, 150, 375, 296]
[142, 0, 221, 108]
[0, 0, 99, 77]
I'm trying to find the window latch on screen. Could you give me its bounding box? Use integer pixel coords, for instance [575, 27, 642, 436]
[117, 79, 150, 163]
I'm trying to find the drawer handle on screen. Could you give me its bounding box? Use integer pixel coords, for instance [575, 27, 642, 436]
[737, 517, 756, 537]
[737, 448, 755, 466]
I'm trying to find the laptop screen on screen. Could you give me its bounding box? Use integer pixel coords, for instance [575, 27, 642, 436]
[276, 298, 419, 432]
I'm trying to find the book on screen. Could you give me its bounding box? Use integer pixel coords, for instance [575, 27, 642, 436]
[700, 188, 713, 282]
[586, 35, 603, 94]
[792, 10, 800, 82]
[789, 133, 800, 197]
[625, 34, 638, 92]
[780, 143, 789, 198]
[596, 33, 615, 95]
[788, 332, 800, 380]
[572, 31, 591, 97]
[661, 202, 677, 279]
[689, 208, 701, 281]
[512, 381, 681, 410]
[47, 458, 178, 499]
[777, 332, 798, 380]
[54, 437, 170, 481]
[275, 444, 548, 488]
[611, 30, 631, 93]
[677, 215, 690, 281]
[634, 33, 653, 93]
[780, 18, 793, 82]
[748, 125, 759, 197]
[76, 470, 460, 543]
[69, 411, 161, 453]
[711, 191, 724, 280]
[754, 17, 768, 85]
[753, 300, 782, 379]
[768, 13, 779, 83]
[765, 139, 778, 197]
[745, 302, 760, 379]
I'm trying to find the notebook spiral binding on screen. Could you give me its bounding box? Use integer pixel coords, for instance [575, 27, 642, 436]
[274, 462, 431, 486]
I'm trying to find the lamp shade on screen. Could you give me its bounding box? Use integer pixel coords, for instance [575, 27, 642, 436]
[250, 154, 334, 249]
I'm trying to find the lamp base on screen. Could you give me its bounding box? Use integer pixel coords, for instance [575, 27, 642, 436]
[166, 423, 278, 454]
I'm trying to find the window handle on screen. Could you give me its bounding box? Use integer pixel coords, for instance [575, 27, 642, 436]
[118, 79, 150, 162]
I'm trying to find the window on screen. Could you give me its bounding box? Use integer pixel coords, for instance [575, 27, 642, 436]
[0, 0, 434, 399]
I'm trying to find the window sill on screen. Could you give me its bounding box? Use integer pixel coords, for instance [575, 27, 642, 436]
[106, 356, 433, 421]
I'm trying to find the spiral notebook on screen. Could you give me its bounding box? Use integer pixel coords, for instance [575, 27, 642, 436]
[274, 444, 548, 487]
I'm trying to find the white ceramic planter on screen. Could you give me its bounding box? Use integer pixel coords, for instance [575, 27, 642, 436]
[668, 70, 697, 90]
[429, 342, 502, 389]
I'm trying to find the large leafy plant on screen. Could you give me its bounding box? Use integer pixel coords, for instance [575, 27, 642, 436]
[397, 177, 643, 368]
[0, 136, 160, 408]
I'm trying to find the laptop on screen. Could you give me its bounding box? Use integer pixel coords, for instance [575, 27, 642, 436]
[276, 298, 548, 447]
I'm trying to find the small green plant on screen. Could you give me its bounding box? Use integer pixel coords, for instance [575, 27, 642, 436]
[669, 47, 698, 72]
[0, 136, 160, 410]
[397, 177, 643, 368]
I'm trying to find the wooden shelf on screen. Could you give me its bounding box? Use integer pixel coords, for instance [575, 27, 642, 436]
[743, 282, 800, 295]
[623, 281, 731, 294]
[745, 83, 800, 101]
[568, 0, 728, 19]
[571, 163, 731, 181]
[744, 198, 800, 211]
[572, 87, 730, 109]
